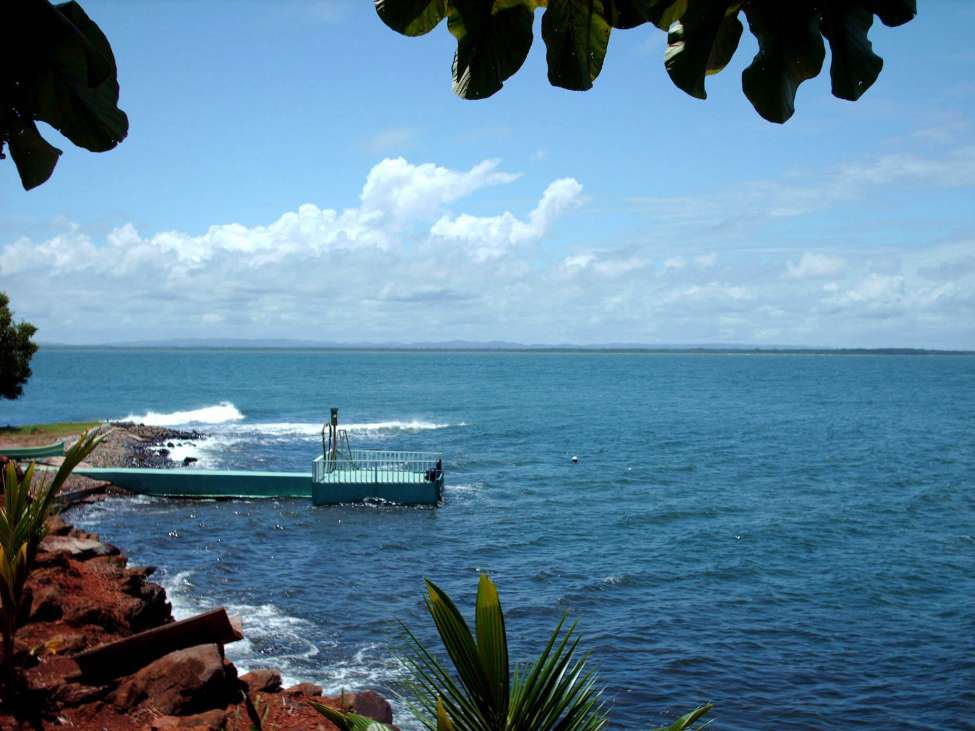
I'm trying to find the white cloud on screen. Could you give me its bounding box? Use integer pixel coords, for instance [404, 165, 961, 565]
[3, 154, 973, 350]
[785, 252, 846, 279]
[430, 177, 583, 261]
[560, 251, 646, 278]
[360, 158, 520, 223]
[629, 146, 975, 227]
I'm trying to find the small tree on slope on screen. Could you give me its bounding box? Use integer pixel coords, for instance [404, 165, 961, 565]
[0, 293, 38, 401]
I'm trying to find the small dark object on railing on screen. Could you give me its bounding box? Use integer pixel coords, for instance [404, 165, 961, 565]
[425, 459, 443, 483]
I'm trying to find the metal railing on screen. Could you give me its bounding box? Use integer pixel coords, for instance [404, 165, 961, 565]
[313, 449, 443, 485]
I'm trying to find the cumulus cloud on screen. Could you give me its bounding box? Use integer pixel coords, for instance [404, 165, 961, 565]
[360, 157, 520, 223]
[430, 177, 583, 261]
[3, 152, 973, 349]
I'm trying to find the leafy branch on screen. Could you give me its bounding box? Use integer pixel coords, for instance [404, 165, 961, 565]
[0, 1, 128, 190]
[375, 0, 917, 122]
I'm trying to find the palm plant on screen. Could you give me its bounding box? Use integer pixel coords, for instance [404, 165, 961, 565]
[313, 574, 712, 731]
[0, 429, 103, 690]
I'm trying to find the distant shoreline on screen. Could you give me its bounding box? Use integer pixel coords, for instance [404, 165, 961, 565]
[35, 344, 975, 356]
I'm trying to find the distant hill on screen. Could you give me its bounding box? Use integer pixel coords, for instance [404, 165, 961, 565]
[37, 339, 973, 354]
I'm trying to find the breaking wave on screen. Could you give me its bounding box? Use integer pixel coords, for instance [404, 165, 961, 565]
[118, 401, 245, 426]
[232, 420, 457, 437]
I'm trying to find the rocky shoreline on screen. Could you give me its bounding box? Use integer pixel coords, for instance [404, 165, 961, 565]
[0, 424, 398, 730]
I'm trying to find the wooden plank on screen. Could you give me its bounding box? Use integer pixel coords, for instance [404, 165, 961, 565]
[74, 607, 244, 679]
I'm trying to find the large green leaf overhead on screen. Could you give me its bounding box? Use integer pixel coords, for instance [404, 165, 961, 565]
[376, 0, 448, 36]
[541, 0, 612, 91]
[741, 2, 825, 123]
[664, 1, 743, 99]
[1, 0, 128, 190]
[375, 0, 917, 121]
[821, 2, 883, 101]
[449, 0, 536, 100]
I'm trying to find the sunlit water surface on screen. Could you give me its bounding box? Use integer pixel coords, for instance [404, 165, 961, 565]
[10, 349, 974, 729]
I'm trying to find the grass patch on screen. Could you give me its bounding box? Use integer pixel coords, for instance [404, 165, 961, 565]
[0, 421, 100, 437]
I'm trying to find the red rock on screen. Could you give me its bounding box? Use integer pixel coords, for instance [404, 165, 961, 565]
[40, 534, 120, 560]
[285, 681, 324, 696]
[28, 583, 63, 622]
[46, 514, 73, 535]
[150, 708, 228, 730]
[344, 690, 394, 725]
[113, 643, 236, 715]
[53, 680, 112, 707]
[65, 598, 121, 631]
[240, 667, 282, 693]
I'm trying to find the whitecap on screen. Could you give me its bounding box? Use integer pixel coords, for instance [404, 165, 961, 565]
[118, 401, 245, 426]
[225, 420, 461, 438]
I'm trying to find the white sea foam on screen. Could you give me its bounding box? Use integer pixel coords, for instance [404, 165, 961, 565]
[151, 559, 426, 728]
[118, 401, 245, 426]
[226, 420, 458, 437]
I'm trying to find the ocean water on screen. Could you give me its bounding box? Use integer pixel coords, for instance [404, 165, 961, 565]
[8, 349, 975, 729]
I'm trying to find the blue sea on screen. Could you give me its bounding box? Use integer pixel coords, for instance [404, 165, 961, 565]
[7, 349, 975, 729]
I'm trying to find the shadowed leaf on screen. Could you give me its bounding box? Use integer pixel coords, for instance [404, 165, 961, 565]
[664, 2, 742, 99]
[868, 0, 916, 27]
[7, 120, 62, 190]
[448, 0, 536, 99]
[542, 0, 612, 91]
[822, 2, 883, 101]
[741, 1, 825, 123]
[375, 0, 447, 36]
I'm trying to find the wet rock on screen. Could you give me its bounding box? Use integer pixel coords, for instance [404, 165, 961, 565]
[120, 565, 157, 594]
[344, 690, 394, 724]
[167, 442, 175, 448]
[183, 456, 198, 466]
[240, 668, 282, 693]
[113, 643, 235, 715]
[285, 681, 324, 697]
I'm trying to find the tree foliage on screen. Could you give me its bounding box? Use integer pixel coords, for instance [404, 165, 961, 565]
[376, 0, 916, 122]
[0, 0, 127, 190]
[0, 293, 38, 402]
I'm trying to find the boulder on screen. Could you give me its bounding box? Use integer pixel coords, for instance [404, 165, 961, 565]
[345, 690, 394, 725]
[39, 535, 119, 561]
[113, 643, 235, 715]
[150, 709, 227, 730]
[53, 681, 112, 708]
[28, 583, 63, 622]
[124, 582, 172, 632]
[120, 565, 158, 595]
[65, 599, 120, 632]
[240, 668, 282, 693]
[284, 681, 323, 697]
[46, 515, 73, 536]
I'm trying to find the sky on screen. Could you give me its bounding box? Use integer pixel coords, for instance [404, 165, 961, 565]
[1, 1, 973, 348]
